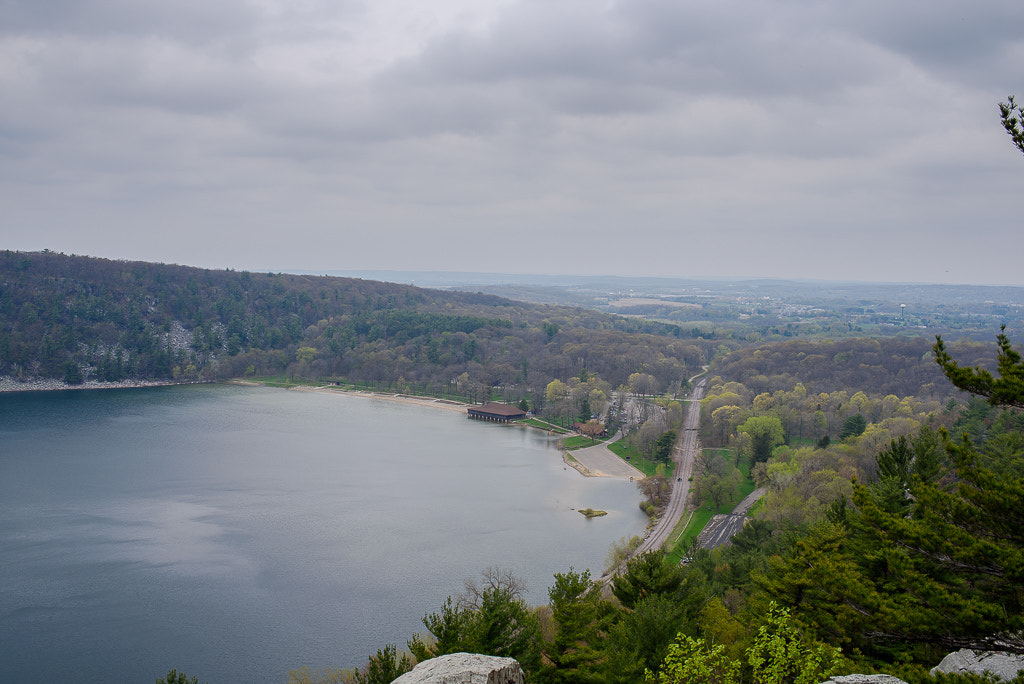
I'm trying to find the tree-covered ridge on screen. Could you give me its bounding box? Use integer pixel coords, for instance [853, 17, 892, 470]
[712, 337, 997, 399]
[0, 250, 699, 396]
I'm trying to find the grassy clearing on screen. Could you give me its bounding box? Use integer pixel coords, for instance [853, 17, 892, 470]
[665, 507, 716, 564]
[249, 375, 315, 388]
[607, 441, 674, 478]
[520, 418, 573, 434]
[562, 435, 606, 450]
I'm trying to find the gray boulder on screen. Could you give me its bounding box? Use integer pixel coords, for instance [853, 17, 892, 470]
[391, 653, 524, 684]
[821, 676, 908, 684]
[931, 649, 1024, 682]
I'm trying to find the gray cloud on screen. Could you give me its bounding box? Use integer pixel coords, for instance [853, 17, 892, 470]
[1, 0, 1022, 284]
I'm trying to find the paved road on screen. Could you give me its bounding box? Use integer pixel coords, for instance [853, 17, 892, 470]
[568, 432, 645, 479]
[694, 487, 767, 549]
[732, 486, 767, 516]
[632, 374, 708, 558]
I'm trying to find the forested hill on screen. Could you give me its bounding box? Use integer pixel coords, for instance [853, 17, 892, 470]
[0, 251, 704, 399]
[712, 336, 997, 399]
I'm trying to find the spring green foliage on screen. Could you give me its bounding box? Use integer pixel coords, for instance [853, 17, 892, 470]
[645, 635, 740, 684]
[737, 416, 785, 465]
[286, 665, 355, 683]
[286, 326, 1021, 682]
[1, 251, 696, 398]
[647, 603, 840, 684]
[604, 535, 643, 574]
[692, 450, 744, 513]
[747, 604, 843, 684]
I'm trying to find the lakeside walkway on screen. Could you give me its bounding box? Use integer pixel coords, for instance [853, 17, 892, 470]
[565, 431, 645, 479]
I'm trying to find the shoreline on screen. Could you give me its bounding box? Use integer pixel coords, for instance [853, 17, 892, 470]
[276, 384, 624, 479]
[304, 384, 473, 413]
[0, 375, 625, 480]
[0, 375, 182, 393]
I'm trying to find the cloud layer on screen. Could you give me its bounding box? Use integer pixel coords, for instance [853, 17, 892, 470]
[2, 0, 1023, 283]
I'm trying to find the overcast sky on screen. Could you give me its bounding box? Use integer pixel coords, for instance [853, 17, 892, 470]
[2, 0, 1023, 284]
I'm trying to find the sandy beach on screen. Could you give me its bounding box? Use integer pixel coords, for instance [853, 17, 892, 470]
[307, 385, 472, 413]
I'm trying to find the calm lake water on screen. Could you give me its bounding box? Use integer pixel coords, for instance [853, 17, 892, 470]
[0, 384, 646, 683]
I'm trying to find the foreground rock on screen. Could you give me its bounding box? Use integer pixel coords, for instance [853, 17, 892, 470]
[821, 676, 907, 684]
[391, 653, 524, 684]
[931, 649, 1024, 681]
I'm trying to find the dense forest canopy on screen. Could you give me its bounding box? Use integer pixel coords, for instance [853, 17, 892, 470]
[710, 337, 997, 399]
[0, 250, 702, 401]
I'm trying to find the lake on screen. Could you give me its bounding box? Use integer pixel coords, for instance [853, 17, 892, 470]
[0, 384, 646, 683]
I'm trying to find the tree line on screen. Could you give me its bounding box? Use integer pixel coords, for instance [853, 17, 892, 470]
[711, 336, 1002, 400]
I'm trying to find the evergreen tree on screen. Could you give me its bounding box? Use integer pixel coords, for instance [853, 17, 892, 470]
[758, 332, 1024, 657]
[156, 670, 201, 684]
[934, 327, 1024, 409]
[612, 551, 698, 610]
[408, 569, 542, 679]
[544, 568, 612, 684]
[654, 431, 677, 464]
[837, 414, 867, 440]
[352, 644, 413, 684]
[1000, 95, 1024, 156]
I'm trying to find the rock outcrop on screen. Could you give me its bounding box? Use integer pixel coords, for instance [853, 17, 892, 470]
[391, 653, 524, 684]
[821, 675, 908, 684]
[931, 649, 1024, 682]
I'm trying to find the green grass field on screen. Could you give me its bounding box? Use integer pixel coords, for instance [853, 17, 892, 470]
[606, 441, 674, 478]
[562, 435, 607, 450]
[520, 418, 573, 434]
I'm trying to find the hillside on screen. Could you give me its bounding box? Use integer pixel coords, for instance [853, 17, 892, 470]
[0, 251, 703, 401]
[711, 336, 997, 400]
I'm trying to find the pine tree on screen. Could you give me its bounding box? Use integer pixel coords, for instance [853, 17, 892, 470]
[758, 332, 1024, 657]
[545, 568, 614, 684]
[934, 327, 1024, 409]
